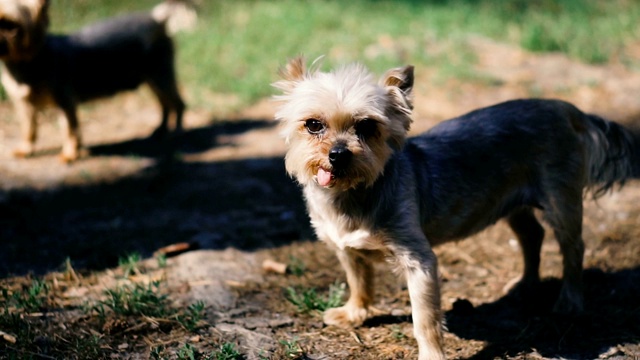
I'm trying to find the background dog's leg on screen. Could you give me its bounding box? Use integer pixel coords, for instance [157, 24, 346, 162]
[395, 245, 445, 360]
[58, 106, 82, 162]
[13, 100, 38, 158]
[506, 207, 545, 290]
[323, 248, 374, 327]
[148, 71, 186, 138]
[544, 190, 585, 314]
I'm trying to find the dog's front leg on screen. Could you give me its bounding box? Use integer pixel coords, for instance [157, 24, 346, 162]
[324, 247, 375, 327]
[12, 99, 38, 158]
[393, 244, 445, 360]
[58, 106, 83, 162]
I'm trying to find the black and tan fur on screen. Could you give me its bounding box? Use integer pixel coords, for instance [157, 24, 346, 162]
[0, 0, 194, 161]
[273, 57, 640, 360]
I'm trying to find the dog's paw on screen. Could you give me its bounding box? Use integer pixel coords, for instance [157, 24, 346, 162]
[323, 304, 368, 328]
[59, 148, 88, 163]
[150, 125, 170, 139]
[13, 143, 34, 158]
[553, 286, 584, 315]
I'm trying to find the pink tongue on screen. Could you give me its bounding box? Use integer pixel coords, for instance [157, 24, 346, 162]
[317, 168, 333, 186]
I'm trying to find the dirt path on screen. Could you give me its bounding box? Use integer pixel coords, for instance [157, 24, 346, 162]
[1, 37, 639, 359]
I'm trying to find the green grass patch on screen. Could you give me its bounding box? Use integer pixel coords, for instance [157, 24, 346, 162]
[118, 251, 143, 278]
[1, 278, 50, 313]
[97, 281, 170, 317]
[212, 343, 243, 360]
[24, 0, 638, 112]
[285, 282, 345, 314]
[150, 342, 242, 360]
[0, 84, 6, 101]
[287, 255, 306, 277]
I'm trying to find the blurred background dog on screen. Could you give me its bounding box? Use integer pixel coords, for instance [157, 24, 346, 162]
[0, 0, 195, 162]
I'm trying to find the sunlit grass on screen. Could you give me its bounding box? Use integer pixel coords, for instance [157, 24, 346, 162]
[34, 0, 640, 111]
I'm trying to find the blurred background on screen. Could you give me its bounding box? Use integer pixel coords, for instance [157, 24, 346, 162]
[0, 1, 639, 359]
[17, 0, 638, 112]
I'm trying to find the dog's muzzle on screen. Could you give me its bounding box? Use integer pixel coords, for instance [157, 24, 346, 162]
[329, 144, 352, 170]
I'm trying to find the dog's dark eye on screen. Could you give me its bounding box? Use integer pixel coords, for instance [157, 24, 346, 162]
[0, 19, 19, 31]
[355, 118, 379, 139]
[304, 119, 325, 134]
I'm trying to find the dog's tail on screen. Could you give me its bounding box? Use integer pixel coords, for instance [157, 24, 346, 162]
[582, 112, 640, 197]
[152, 0, 197, 35]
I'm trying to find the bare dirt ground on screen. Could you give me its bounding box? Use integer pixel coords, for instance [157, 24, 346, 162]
[1, 37, 639, 359]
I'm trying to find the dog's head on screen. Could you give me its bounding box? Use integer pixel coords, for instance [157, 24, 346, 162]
[274, 57, 414, 191]
[0, 0, 49, 61]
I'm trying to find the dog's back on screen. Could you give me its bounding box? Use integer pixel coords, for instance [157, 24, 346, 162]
[406, 99, 640, 243]
[48, 13, 172, 100]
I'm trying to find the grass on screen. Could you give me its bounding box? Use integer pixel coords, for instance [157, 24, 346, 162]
[213, 343, 242, 360]
[150, 342, 242, 360]
[2, 278, 50, 313]
[176, 300, 206, 331]
[287, 255, 306, 276]
[285, 281, 345, 314]
[42, 0, 640, 112]
[279, 337, 304, 359]
[97, 280, 170, 317]
[0, 271, 216, 359]
[118, 252, 142, 278]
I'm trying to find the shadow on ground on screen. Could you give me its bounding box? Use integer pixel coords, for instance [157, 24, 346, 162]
[89, 118, 275, 158]
[444, 268, 640, 359]
[0, 118, 311, 276]
[359, 267, 639, 359]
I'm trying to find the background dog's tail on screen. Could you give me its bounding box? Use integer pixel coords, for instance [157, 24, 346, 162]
[152, 0, 197, 35]
[583, 113, 640, 197]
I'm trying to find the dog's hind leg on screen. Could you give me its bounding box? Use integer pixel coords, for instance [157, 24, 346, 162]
[542, 188, 585, 314]
[12, 99, 38, 158]
[323, 248, 376, 327]
[58, 105, 83, 162]
[507, 207, 545, 290]
[147, 51, 186, 138]
[149, 80, 185, 138]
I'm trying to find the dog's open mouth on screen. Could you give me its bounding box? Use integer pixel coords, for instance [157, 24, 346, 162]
[317, 167, 334, 187]
[317, 167, 351, 187]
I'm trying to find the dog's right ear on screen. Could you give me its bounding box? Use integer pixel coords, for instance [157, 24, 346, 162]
[381, 65, 414, 114]
[273, 56, 306, 93]
[280, 56, 306, 82]
[35, 0, 50, 27]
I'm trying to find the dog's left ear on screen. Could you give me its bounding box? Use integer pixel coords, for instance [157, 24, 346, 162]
[35, 0, 51, 28]
[381, 65, 414, 115]
[273, 56, 307, 94]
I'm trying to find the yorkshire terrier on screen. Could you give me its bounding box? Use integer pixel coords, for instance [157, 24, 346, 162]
[273, 57, 640, 359]
[0, 0, 195, 162]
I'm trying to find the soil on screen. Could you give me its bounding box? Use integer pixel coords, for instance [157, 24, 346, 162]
[1, 37, 639, 359]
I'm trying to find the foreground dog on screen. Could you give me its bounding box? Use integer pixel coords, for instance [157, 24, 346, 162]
[273, 57, 640, 359]
[0, 0, 195, 161]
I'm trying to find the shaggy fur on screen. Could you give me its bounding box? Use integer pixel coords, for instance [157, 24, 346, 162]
[0, 0, 195, 161]
[273, 57, 640, 360]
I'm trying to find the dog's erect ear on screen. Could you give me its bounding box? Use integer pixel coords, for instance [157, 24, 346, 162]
[381, 66, 414, 146]
[381, 65, 414, 114]
[35, 0, 50, 27]
[273, 56, 307, 93]
[280, 56, 306, 82]
[382, 65, 414, 92]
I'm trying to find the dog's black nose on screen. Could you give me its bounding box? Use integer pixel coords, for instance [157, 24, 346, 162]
[329, 145, 352, 170]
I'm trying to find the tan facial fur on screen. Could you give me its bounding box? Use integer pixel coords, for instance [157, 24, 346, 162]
[274, 57, 413, 191]
[0, 0, 49, 61]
